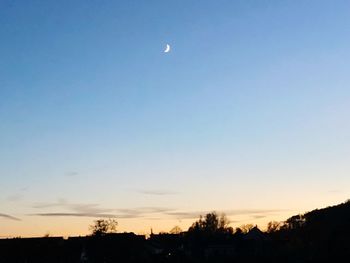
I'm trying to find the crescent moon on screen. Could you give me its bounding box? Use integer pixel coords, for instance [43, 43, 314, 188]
[164, 44, 171, 53]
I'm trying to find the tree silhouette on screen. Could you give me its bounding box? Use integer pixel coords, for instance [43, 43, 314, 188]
[284, 214, 305, 230]
[239, 224, 254, 233]
[170, 226, 182, 234]
[188, 212, 232, 234]
[90, 218, 118, 236]
[267, 221, 281, 233]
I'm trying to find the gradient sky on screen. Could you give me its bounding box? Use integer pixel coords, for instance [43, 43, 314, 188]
[1, 0, 350, 237]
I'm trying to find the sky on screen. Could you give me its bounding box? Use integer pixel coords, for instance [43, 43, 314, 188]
[1, 0, 350, 237]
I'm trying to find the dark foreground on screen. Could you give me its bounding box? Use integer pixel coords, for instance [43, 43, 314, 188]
[1, 201, 350, 262]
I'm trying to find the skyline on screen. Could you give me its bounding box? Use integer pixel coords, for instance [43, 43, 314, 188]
[1, 0, 350, 237]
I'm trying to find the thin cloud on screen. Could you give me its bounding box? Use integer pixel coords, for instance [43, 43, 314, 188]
[114, 213, 142, 219]
[32, 212, 117, 218]
[33, 200, 113, 214]
[114, 207, 174, 218]
[166, 209, 286, 220]
[134, 207, 174, 213]
[32, 198, 286, 221]
[30, 203, 284, 221]
[32, 199, 116, 219]
[65, 171, 79, 177]
[0, 213, 21, 221]
[166, 211, 202, 219]
[71, 204, 114, 214]
[30, 209, 172, 219]
[251, 215, 267, 219]
[224, 209, 285, 216]
[32, 199, 173, 219]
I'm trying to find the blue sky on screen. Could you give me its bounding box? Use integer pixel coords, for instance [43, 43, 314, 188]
[1, 0, 350, 236]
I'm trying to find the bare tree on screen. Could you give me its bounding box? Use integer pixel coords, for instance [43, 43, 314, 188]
[239, 224, 254, 233]
[170, 226, 182, 234]
[90, 218, 118, 236]
[267, 221, 281, 233]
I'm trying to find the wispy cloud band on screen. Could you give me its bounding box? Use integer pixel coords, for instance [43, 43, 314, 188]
[0, 213, 21, 221]
[31, 213, 117, 218]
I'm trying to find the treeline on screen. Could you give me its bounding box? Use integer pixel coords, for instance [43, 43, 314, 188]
[0, 200, 349, 262]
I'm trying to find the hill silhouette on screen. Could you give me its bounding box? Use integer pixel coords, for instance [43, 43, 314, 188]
[268, 199, 350, 262]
